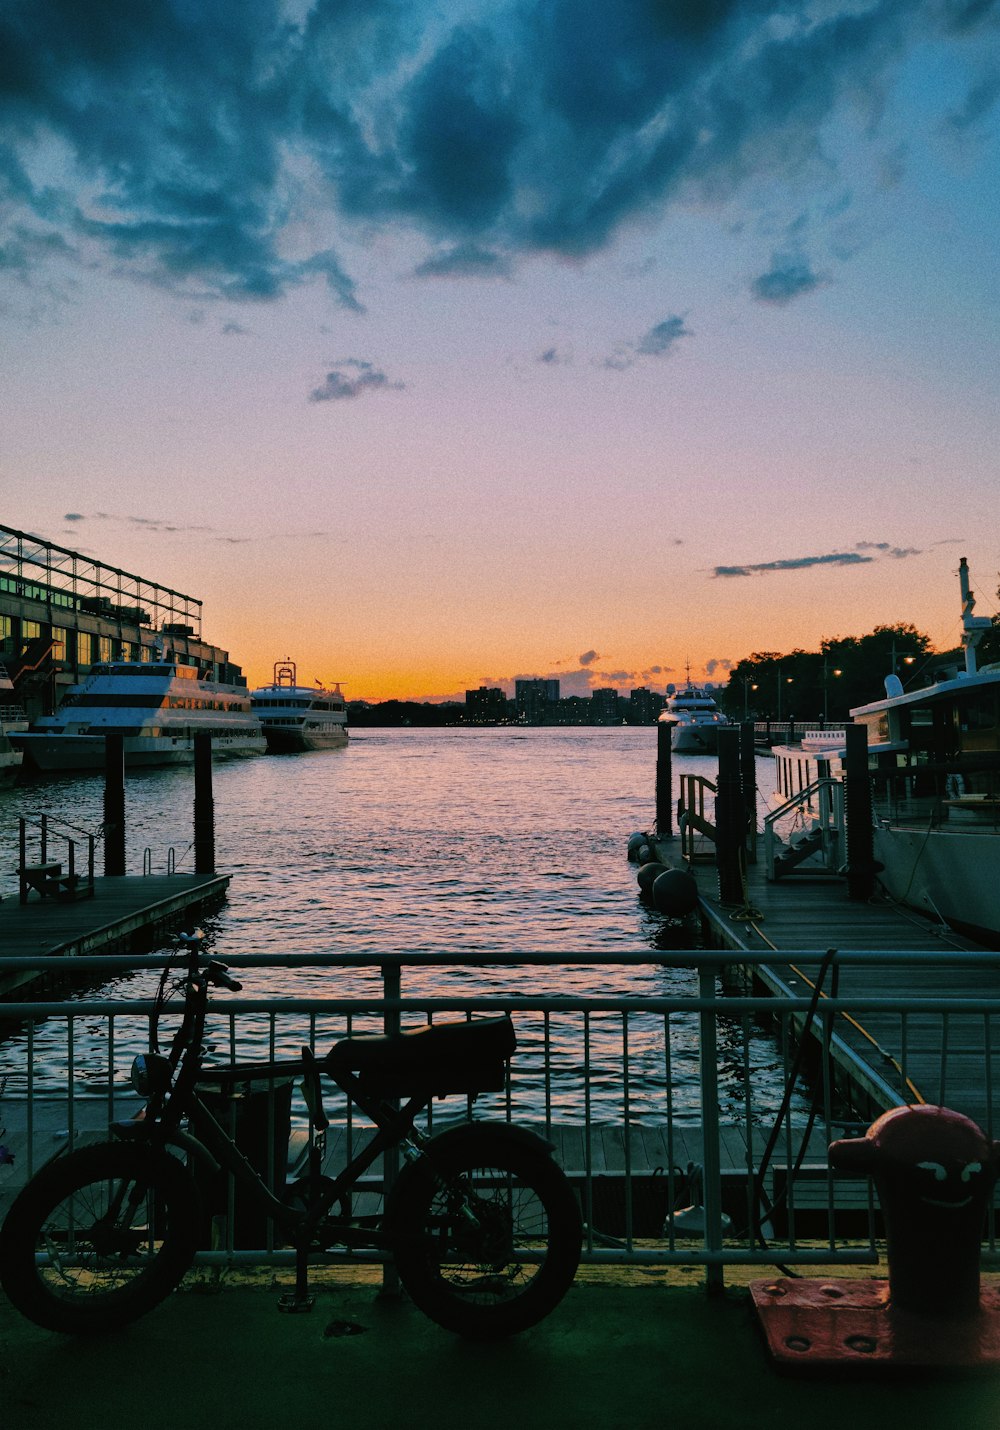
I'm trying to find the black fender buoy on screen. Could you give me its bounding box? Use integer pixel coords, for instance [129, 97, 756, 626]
[652, 867, 699, 917]
[627, 832, 650, 862]
[636, 861, 664, 893]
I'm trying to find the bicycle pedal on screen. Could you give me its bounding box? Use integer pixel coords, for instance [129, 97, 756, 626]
[277, 1291, 316, 1314]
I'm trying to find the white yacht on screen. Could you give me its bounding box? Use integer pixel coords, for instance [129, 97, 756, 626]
[12, 661, 266, 772]
[770, 558, 1000, 944]
[250, 660, 348, 753]
[658, 675, 731, 753]
[0, 664, 26, 786]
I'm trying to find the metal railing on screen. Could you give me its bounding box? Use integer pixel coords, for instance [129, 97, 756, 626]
[17, 814, 97, 904]
[763, 777, 845, 880]
[3, 948, 1000, 1284]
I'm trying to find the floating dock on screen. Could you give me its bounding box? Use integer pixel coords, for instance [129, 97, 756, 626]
[662, 843, 1000, 1130]
[0, 873, 230, 996]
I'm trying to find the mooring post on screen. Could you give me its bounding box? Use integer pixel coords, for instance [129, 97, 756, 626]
[715, 727, 743, 904]
[193, 732, 215, 875]
[739, 721, 757, 863]
[103, 731, 126, 876]
[655, 720, 673, 837]
[844, 722, 874, 901]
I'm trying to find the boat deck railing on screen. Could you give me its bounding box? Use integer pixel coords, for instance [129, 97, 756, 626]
[5, 948, 1000, 1282]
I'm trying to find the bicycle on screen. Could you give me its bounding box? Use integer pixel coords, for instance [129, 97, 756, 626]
[0, 932, 582, 1337]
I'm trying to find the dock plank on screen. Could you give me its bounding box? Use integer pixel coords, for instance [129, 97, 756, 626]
[689, 850, 1000, 1129]
[0, 873, 231, 992]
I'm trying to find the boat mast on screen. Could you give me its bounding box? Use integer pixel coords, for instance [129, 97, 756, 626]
[959, 557, 992, 676]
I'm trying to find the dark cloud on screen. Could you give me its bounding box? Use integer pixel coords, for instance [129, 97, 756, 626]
[413, 243, 511, 278]
[751, 253, 825, 305]
[713, 542, 924, 577]
[309, 359, 405, 402]
[603, 314, 692, 369]
[579, 649, 599, 666]
[2, 2, 996, 306]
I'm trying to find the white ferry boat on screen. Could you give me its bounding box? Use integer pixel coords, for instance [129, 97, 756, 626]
[658, 675, 731, 753]
[771, 558, 1000, 944]
[12, 661, 266, 772]
[250, 660, 348, 753]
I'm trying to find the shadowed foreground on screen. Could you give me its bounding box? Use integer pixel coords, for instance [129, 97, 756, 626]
[2, 1268, 999, 1430]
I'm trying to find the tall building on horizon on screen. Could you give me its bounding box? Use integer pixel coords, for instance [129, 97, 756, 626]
[514, 677, 559, 723]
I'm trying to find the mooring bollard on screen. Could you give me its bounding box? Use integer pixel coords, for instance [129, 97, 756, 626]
[103, 731, 126, 876]
[830, 1104, 1000, 1318]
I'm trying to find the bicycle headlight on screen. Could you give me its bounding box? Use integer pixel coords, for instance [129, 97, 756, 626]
[130, 1053, 171, 1096]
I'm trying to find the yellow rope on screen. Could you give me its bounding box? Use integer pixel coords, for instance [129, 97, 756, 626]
[746, 919, 925, 1105]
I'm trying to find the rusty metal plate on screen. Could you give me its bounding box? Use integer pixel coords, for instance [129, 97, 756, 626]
[750, 1277, 1000, 1370]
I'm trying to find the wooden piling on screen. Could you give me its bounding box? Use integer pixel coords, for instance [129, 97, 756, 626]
[655, 721, 673, 837]
[193, 732, 216, 875]
[844, 723, 874, 901]
[739, 721, 757, 864]
[715, 727, 744, 904]
[103, 731, 126, 876]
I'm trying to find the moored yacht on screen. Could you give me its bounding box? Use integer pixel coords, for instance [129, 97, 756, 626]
[770, 558, 1000, 944]
[12, 660, 266, 772]
[250, 659, 348, 753]
[658, 674, 731, 753]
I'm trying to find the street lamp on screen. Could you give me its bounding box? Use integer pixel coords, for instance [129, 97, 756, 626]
[822, 663, 842, 723]
[777, 673, 793, 721]
[743, 680, 758, 719]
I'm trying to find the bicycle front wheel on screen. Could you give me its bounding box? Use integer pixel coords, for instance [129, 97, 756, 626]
[0, 1141, 199, 1334]
[390, 1123, 582, 1338]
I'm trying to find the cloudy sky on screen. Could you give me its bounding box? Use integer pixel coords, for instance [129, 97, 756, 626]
[2, 0, 997, 700]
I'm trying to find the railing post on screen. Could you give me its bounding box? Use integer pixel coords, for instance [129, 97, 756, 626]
[698, 964, 725, 1294]
[715, 728, 743, 904]
[844, 723, 875, 900]
[655, 722, 673, 837]
[193, 732, 215, 875]
[103, 732, 126, 876]
[380, 960, 402, 1298]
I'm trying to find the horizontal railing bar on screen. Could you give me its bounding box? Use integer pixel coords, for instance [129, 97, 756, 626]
[7, 994, 1000, 1019]
[3, 948, 1000, 972]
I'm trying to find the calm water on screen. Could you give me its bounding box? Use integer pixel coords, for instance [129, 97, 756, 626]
[1, 729, 793, 1120]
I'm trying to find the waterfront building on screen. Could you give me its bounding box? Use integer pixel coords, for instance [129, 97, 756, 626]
[627, 687, 664, 724]
[465, 686, 510, 723]
[515, 678, 560, 724]
[590, 688, 620, 724]
[0, 522, 249, 721]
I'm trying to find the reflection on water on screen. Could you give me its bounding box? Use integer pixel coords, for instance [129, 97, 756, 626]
[0, 731, 799, 1122]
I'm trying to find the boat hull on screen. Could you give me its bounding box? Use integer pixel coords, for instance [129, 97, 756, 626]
[263, 727, 349, 753]
[13, 731, 266, 773]
[874, 822, 1000, 947]
[670, 723, 723, 753]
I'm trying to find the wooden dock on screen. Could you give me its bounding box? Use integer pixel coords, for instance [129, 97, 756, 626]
[677, 845, 1000, 1130]
[0, 873, 231, 995]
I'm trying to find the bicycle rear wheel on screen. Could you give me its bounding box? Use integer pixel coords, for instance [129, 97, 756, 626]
[0, 1141, 199, 1334]
[390, 1123, 582, 1338]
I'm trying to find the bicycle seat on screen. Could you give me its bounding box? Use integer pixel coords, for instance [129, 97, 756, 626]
[323, 1015, 515, 1097]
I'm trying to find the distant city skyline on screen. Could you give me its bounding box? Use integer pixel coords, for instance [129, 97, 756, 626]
[2, 4, 997, 703]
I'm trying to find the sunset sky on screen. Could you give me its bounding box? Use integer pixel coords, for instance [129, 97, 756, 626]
[2, 1, 997, 701]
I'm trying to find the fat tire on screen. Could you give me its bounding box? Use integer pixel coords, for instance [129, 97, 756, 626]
[389, 1124, 581, 1338]
[0, 1140, 199, 1334]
